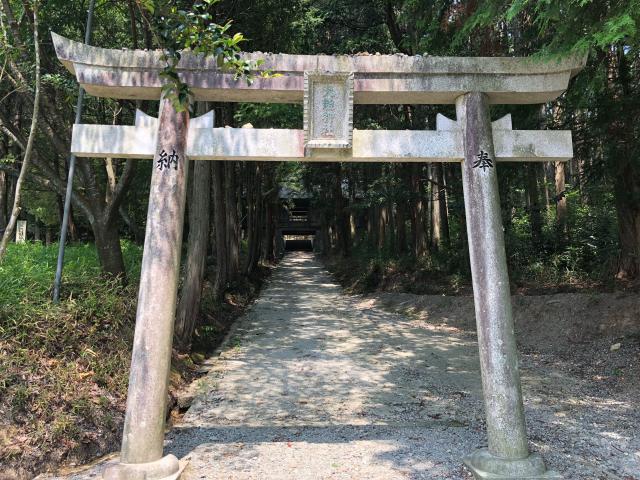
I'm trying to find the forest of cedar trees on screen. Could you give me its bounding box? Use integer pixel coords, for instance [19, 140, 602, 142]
[0, 0, 639, 478]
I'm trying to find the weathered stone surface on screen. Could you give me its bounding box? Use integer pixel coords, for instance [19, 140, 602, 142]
[71, 125, 573, 162]
[103, 455, 183, 480]
[135, 109, 213, 129]
[111, 98, 189, 479]
[51, 32, 586, 104]
[456, 92, 531, 462]
[464, 449, 562, 479]
[304, 72, 354, 149]
[437, 112, 513, 131]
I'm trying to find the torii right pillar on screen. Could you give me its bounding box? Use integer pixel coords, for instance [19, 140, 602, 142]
[457, 92, 560, 479]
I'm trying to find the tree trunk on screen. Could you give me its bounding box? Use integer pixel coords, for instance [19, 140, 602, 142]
[81, 155, 134, 279]
[0, 136, 6, 231]
[0, 170, 6, 231]
[554, 161, 568, 241]
[314, 182, 331, 255]
[245, 163, 263, 275]
[411, 164, 427, 257]
[429, 163, 450, 250]
[261, 165, 278, 264]
[0, 3, 40, 261]
[333, 163, 350, 256]
[527, 163, 543, 247]
[430, 164, 442, 250]
[7, 173, 16, 220]
[211, 161, 228, 298]
[543, 163, 551, 213]
[606, 45, 640, 280]
[93, 218, 127, 278]
[244, 164, 255, 270]
[225, 162, 240, 280]
[396, 165, 411, 254]
[254, 164, 264, 265]
[387, 194, 396, 253]
[62, 156, 79, 242]
[120, 205, 144, 244]
[439, 164, 450, 245]
[175, 158, 210, 351]
[378, 204, 387, 249]
[614, 182, 640, 280]
[67, 206, 78, 242]
[368, 206, 377, 249]
[396, 200, 407, 254]
[350, 213, 357, 243]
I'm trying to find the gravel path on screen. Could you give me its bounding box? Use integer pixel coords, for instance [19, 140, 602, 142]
[168, 252, 483, 479]
[41, 252, 639, 479]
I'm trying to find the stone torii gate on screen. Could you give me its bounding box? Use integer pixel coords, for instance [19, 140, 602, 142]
[52, 33, 585, 480]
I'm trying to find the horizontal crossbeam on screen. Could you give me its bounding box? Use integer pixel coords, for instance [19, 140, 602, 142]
[52, 33, 585, 105]
[71, 124, 572, 162]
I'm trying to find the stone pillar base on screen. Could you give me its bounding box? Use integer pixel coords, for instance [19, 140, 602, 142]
[463, 448, 562, 479]
[103, 454, 183, 480]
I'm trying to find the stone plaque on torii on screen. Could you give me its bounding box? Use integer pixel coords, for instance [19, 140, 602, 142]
[52, 32, 585, 480]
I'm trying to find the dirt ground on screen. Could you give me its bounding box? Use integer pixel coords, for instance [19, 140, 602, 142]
[37, 252, 640, 480]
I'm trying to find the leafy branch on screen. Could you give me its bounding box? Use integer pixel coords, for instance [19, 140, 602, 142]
[137, 0, 273, 111]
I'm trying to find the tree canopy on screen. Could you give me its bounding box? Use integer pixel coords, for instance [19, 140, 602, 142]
[0, 0, 638, 287]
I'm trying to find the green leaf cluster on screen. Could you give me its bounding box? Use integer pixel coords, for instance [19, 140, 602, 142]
[459, 0, 640, 57]
[137, 0, 257, 111]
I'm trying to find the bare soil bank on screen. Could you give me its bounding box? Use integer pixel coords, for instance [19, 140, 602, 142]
[6, 268, 272, 480]
[369, 291, 640, 393]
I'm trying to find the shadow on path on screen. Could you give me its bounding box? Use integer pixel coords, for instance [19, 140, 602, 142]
[40, 253, 639, 479]
[167, 253, 484, 479]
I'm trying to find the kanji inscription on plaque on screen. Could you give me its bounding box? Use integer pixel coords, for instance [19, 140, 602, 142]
[304, 72, 354, 150]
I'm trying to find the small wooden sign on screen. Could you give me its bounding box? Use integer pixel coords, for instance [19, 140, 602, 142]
[304, 72, 354, 150]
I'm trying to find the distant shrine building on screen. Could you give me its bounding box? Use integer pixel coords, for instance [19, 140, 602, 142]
[52, 32, 585, 480]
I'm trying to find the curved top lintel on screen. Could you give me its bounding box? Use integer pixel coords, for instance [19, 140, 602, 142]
[51, 32, 587, 105]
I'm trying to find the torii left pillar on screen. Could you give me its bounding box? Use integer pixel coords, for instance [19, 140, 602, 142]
[104, 97, 189, 480]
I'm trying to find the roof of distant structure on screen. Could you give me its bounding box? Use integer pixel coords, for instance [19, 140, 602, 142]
[52, 33, 586, 105]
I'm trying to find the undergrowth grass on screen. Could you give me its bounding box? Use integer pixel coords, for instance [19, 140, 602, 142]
[0, 241, 267, 478]
[0, 241, 142, 478]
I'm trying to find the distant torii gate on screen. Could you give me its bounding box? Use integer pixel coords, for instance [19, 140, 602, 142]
[52, 33, 585, 480]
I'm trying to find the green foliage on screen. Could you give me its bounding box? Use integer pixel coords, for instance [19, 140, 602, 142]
[0, 242, 142, 468]
[0, 241, 142, 343]
[235, 103, 302, 129]
[136, 0, 269, 111]
[2, 0, 638, 473]
[503, 184, 619, 287]
[21, 190, 59, 225]
[460, 0, 640, 57]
